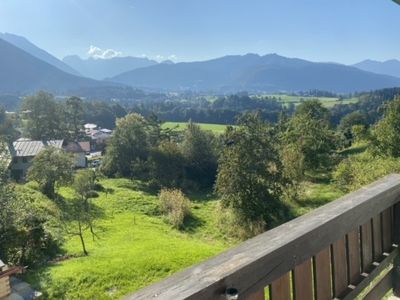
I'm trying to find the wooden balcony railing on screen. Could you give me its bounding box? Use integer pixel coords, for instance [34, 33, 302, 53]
[126, 174, 400, 300]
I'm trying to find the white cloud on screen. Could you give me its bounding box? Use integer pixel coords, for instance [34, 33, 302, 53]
[168, 54, 178, 61]
[87, 45, 122, 59]
[155, 54, 178, 62]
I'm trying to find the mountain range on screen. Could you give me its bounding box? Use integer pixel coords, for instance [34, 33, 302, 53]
[63, 55, 157, 80]
[1, 32, 400, 95]
[353, 59, 400, 78]
[109, 54, 400, 93]
[0, 37, 118, 95]
[0, 32, 79, 76]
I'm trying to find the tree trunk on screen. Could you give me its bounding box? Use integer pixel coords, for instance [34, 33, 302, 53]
[78, 220, 88, 256]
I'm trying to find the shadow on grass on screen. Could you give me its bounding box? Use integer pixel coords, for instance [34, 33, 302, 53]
[181, 214, 206, 233]
[339, 144, 368, 157]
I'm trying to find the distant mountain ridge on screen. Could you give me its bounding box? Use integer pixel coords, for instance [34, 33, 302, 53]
[63, 55, 158, 80]
[110, 53, 400, 93]
[353, 59, 400, 78]
[0, 37, 119, 95]
[0, 32, 80, 75]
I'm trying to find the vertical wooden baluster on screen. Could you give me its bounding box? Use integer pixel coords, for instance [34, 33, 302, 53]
[332, 237, 348, 298]
[382, 208, 393, 252]
[361, 221, 373, 271]
[293, 259, 313, 300]
[393, 203, 400, 297]
[247, 289, 265, 300]
[270, 273, 291, 300]
[347, 229, 361, 285]
[314, 248, 331, 300]
[372, 215, 383, 260]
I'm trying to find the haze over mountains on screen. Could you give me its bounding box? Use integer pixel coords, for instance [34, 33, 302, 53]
[0, 32, 79, 76]
[63, 55, 157, 80]
[1, 32, 400, 96]
[0, 37, 118, 95]
[353, 59, 400, 78]
[110, 54, 400, 93]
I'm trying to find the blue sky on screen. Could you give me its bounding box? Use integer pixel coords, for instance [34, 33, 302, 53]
[0, 0, 399, 63]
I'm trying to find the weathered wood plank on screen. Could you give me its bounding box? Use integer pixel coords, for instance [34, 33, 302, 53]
[332, 237, 348, 298]
[342, 246, 398, 300]
[362, 268, 393, 300]
[247, 289, 265, 300]
[293, 259, 313, 300]
[347, 229, 361, 285]
[314, 248, 331, 300]
[270, 273, 290, 300]
[382, 208, 393, 252]
[372, 215, 383, 260]
[393, 203, 400, 297]
[361, 221, 373, 271]
[126, 175, 400, 300]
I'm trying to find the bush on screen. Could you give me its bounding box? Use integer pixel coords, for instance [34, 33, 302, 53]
[334, 151, 400, 192]
[216, 205, 266, 240]
[159, 189, 191, 229]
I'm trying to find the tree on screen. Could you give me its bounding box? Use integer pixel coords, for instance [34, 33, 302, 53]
[65, 96, 84, 140]
[1, 143, 61, 265]
[282, 100, 336, 173]
[101, 113, 150, 177]
[338, 111, 368, 147]
[371, 97, 400, 157]
[215, 113, 290, 233]
[0, 107, 18, 142]
[21, 91, 65, 140]
[73, 169, 98, 241]
[28, 147, 74, 199]
[148, 141, 185, 188]
[180, 121, 218, 188]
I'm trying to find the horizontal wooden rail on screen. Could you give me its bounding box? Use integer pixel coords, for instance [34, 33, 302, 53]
[126, 174, 400, 300]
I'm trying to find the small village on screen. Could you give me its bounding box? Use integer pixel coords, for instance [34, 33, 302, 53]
[3, 123, 112, 182]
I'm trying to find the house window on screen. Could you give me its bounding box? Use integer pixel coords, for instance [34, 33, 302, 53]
[22, 157, 28, 163]
[13, 157, 18, 163]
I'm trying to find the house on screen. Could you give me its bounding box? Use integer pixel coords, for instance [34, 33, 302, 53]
[0, 260, 24, 299]
[63, 141, 89, 168]
[10, 139, 63, 180]
[84, 123, 97, 135]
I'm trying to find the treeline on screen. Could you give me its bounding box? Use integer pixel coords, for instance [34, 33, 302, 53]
[131, 94, 292, 124]
[331, 87, 400, 125]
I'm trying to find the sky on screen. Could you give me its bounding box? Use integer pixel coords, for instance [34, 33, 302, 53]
[0, 0, 399, 64]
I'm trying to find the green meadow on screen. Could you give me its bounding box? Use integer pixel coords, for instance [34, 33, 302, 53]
[162, 122, 230, 133]
[23, 176, 345, 299]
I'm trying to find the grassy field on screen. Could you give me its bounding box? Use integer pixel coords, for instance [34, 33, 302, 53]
[258, 94, 359, 108]
[24, 177, 344, 299]
[25, 179, 229, 299]
[162, 121, 229, 133]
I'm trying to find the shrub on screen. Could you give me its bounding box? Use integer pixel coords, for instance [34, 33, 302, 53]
[159, 189, 191, 229]
[334, 151, 400, 192]
[216, 205, 266, 240]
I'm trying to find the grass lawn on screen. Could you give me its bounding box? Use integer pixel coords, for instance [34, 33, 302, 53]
[25, 179, 230, 299]
[24, 175, 345, 299]
[257, 94, 359, 108]
[162, 121, 230, 134]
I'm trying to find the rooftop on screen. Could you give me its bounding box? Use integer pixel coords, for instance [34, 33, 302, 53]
[12, 140, 63, 157]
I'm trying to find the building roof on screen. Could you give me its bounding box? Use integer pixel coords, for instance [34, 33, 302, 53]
[63, 141, 90, 153]
[12, 140, 63, 157]
[84, 123, 97, 130]
[78, 141, 91, 153]
[100, 128, 112, 134]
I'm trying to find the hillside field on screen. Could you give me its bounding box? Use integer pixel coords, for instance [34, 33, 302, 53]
[162, 122, 229, 133]
[24, 177, 343, 299]
[262, 94, 359, 108]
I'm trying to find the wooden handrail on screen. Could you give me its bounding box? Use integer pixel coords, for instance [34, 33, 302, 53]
[126, 174, 400, 300]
